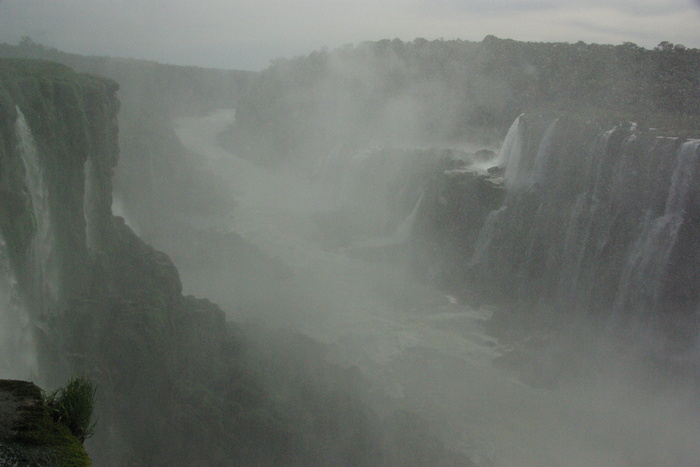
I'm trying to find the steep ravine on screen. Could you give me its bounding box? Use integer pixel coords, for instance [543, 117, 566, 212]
[0, 60, 468, 466]
[176, 109, 700, 466]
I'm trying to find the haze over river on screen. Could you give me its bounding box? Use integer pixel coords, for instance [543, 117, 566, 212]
[173, 110, 700, 466]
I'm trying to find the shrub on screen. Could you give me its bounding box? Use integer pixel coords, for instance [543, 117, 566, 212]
[44, 376, 98, 443]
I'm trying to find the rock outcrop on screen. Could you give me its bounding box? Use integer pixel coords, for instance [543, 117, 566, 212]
[0, 380, 90, 466]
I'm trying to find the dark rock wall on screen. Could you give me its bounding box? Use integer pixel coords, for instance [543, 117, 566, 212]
[412, 113, 700, 350]
[0, 59, 119, 315]
[0, 59, 231, 465]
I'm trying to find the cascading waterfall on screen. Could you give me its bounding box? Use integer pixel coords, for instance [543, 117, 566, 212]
[499, 114, 524, 187]
[0, 107, 49, 379]
[83, 157, 97, 251]
[315, 145, 428, 236]
[554, 129, 616, 304]
[394, 193, 423, 243]
[15, 106, 56, 313]
[612, 139, 700, 325]
[421, 112, 700, 346]
[316, 143, 350, 208]
[529, 119, 559, 187]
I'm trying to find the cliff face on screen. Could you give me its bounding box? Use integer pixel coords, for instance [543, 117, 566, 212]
[0, 59, 467, 467]
[0, 59, 119, 318]
[0, 59, 231, 464]
[411, 114, 700, 353]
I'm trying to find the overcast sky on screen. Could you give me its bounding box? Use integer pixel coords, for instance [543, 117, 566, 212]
[1, 0, 699, 70]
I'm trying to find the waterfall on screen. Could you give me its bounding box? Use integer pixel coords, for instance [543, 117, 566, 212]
[554, 130, 616, 302]
[468, 206, 507, 268]
[499, 115, 524, 187]
[663, 140, 700, 216]
[15, 106, 56, 313]
[0, 107, 47, 379]
[394, 193, 423, 243]
[612, 139, 700, 323]
[529, 119, 559, 186]
[500, 114, 561, 190]
[84, 157, 97, 251]
[410, 111, 700, 351]
[315, 143, 349, 208]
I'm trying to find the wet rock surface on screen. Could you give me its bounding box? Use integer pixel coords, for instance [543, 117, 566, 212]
[0, 380, 89, 466]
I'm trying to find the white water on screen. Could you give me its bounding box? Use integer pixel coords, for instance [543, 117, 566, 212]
[499, 114, 524, 187]
[0, 238, 38, 380]
[469, 206, 506, 268]
[0, 108, 43, 379]
[174, 110, 700, 466]
[529, 119, 559, 186]
[613, 140, 700, 323]
[394, 193, 423, 244]
[15, 106, 57, 311]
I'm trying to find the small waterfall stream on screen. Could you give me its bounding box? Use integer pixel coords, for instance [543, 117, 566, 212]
[499, 114, 524, 186]
[83, 157, 98, 251]
[0, 107, 48, 379]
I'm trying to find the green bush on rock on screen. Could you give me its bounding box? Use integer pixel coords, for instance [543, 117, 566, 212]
[43, 376, 97, 443]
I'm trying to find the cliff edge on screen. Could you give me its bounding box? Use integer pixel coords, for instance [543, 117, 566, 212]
[0, 380, 89, 466]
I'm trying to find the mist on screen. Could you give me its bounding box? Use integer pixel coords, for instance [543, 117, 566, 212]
[160, 39, 700, 463]
[168, 105, 700, 465]
[2, 28, 700, 466]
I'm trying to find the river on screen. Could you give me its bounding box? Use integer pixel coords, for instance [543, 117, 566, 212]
[173, 110, 700, 466]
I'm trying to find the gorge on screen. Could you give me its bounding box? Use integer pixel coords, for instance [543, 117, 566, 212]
[1, 36, 700, 466]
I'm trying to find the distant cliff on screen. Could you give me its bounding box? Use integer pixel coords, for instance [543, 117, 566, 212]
[0, 39, 254, 252]
[411, 114, 700, 356]
[226, 37, 700, 167]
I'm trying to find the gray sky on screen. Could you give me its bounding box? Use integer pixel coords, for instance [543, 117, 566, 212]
[1, 0, 699, 70]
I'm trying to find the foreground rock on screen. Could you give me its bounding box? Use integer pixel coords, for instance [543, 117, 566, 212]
[0, 380, 90, 466]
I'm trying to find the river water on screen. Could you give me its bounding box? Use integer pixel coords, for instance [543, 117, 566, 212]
[173, 110, 700, 466]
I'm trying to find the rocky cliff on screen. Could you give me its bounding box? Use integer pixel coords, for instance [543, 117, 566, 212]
[0, 58, 466, 466]
[0, 58, 277, 465]
[0, 59, 119, 319]
[411, 113, 700, 361]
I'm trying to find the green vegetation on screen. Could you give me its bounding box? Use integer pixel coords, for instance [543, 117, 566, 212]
[0, 380, 91, 466]
[43, 376, 98, 443]
[227, 37, 700, 166]
[14, 35, 699, 464]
